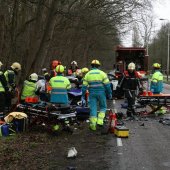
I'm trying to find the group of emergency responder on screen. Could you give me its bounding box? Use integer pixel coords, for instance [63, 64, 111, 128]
[0, 59, 111, 131]
[117, 62, 163, 120]
[0, 58, 163, 131]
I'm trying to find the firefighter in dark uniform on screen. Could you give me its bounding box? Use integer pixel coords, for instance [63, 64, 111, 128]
[4, 62, 21, 111]
[0, 61, 9, 119]
[117, 62, 143, 119]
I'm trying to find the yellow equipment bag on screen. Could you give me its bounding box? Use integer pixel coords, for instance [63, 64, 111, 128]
[114, 126, 129, 138]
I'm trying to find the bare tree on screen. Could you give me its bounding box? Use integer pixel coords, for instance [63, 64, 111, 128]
[0, 0, 155, 82]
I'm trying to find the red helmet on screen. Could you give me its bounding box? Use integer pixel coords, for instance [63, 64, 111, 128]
[51, 60, 61, 69]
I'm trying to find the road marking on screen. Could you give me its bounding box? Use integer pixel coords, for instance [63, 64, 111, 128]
[117, 138, 123, 146]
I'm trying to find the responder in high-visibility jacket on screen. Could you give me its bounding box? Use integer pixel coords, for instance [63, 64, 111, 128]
[49, 65, 71, 104]
[150, 63, 163, 94]
[0, 61, 9, 119]
[42, 60, 61, 81]
[75, 67, 89, 89]
[150, 63, 165, 115]
[81, 67, 89, 77]
[20, 73, 39, 102]
[4, 62, 21, 110]
[117, 62, 142, 119]
[82, 60, 112, 131]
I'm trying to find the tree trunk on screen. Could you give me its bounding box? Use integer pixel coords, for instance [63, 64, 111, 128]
[28, 0, 59, 75]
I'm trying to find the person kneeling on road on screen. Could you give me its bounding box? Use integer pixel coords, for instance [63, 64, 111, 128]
[82, 60, 112, 131]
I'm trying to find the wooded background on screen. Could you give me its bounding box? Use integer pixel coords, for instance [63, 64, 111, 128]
[0, 0, 155, 82]
[148, 23, 170, 72]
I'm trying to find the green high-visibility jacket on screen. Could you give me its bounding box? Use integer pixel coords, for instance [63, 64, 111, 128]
[49, 75, 71, 104]
[0, 71, 5, 92]
[21, 80, 37, 100]
[150, 70, 163, 94]
[82, 68, 112, 96]
[4, 69, 16, 88]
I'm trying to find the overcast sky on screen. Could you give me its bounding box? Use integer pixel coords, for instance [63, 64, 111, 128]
[154, 0, 170, 28]
[122, 0, 170, 47]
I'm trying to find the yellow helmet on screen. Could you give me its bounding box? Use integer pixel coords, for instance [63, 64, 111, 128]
[0, 61, 3, 68]
[29, 73, 38, 81]
[56, 65, 65, 73]
[81, 67, 89, 74]
[91, 60, 101, 65]
[11, 62, 21, 71]
[153, 63, 161, 69]
[128, 62, 135, 70]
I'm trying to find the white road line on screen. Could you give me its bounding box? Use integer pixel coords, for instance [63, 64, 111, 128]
[117, 138, 123, 146]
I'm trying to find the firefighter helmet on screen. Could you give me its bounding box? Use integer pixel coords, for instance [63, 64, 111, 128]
[11, 62, 21, 71]
[56, 65, 65, 73]
[51, 60, 61, 69]
[91, 60, 101, 65]
[128, 62, 135, 70]
[29, 73, 38, 81]
[153, 63, 161, 69]
[71, 61, 77, 66]
[81, 67, 89, 74]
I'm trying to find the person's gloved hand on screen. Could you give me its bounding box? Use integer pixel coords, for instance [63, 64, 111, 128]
[81, 96, 86, 107]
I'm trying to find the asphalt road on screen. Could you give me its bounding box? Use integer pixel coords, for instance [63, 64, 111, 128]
[105, 84, 170, 170]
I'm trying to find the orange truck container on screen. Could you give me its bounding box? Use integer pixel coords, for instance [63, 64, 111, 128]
[114, 46, 148, 75]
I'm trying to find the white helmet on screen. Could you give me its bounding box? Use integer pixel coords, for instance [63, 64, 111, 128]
[71, 61, 77, 66]
[0, 61, 3, 68]
[11, 62, 21, 71]
[128, 62, 135, 70]
[29, 73, 38, 81]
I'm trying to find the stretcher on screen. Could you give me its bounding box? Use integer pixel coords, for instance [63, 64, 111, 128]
[137, 94, 170, 115]
[16, 103, 77, 132]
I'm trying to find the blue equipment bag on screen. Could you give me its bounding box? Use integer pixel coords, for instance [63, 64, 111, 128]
[76, 106, 90, 120]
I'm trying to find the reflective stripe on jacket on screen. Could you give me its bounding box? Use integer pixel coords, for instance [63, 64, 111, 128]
[82, 68, 111, 96]
[21, 80, 37, 100]
[4, 69, 15, 88]
[0, 71, 5, 92]
[150, 70, 163, 93]
[124, 70, 139, 78]
[49, 75, 71, 104]
[118, 70, 141, 91]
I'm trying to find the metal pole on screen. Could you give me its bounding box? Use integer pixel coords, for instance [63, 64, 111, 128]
[167, 24, 169, 81]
